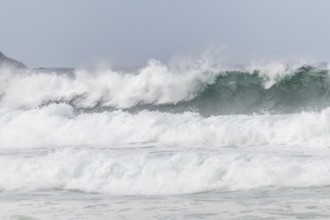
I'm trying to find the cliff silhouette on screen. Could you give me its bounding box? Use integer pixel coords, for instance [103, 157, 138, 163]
[0, 51, 26, 68]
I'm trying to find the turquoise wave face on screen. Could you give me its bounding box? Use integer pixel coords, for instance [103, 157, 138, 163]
[131, 66, 330, 115]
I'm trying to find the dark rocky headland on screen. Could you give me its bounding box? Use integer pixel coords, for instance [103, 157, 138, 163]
[0, 51, 26, 68]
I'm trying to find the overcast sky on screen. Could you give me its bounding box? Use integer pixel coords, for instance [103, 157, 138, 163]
[1, 0, 330, 67]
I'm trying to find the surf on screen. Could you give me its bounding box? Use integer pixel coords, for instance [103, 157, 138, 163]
[1, 60, 330, 115]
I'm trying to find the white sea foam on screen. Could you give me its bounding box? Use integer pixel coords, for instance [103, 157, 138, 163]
[0, 58, 220, 109]
[1, 148, 330, 195]
[1, 103, 330, 148]
[246, 60, 308, 88]
[1, 57, 329, 197]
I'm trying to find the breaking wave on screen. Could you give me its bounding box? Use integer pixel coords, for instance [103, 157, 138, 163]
[2, 103, 330, 148]
[1, 60, 330, 115]
[2, 148, 330, 195]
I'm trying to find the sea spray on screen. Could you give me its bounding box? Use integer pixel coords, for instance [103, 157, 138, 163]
[2, 60, 328, 114]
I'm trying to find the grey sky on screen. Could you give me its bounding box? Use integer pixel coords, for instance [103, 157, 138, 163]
[1, 0, 330, 67]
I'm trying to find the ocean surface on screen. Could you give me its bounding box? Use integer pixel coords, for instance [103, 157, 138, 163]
[2, 60, 330, 219]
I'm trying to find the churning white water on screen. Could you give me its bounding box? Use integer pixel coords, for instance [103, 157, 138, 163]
[2, 61, 330, 219]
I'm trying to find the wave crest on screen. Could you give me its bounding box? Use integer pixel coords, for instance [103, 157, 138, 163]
[0, 60, 329, 114]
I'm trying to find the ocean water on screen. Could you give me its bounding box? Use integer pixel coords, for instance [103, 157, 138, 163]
[2, 60, 330, 219]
